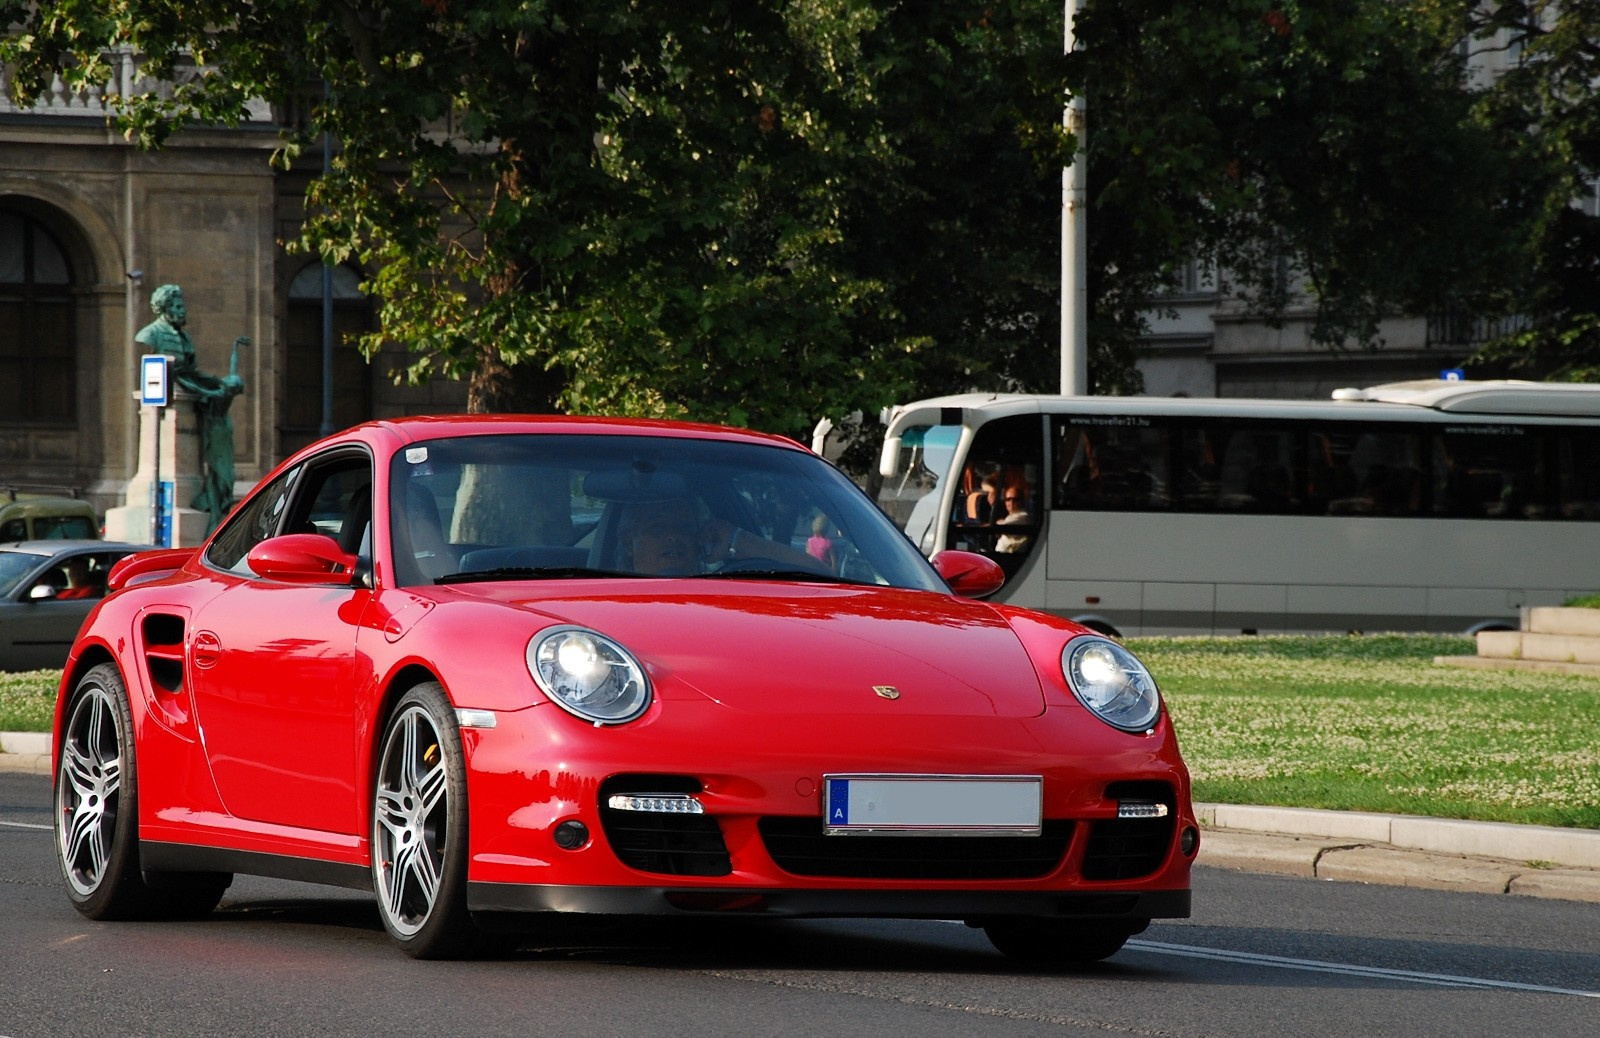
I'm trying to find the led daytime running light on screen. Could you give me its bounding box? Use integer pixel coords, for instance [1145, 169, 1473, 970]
[607, 794, 705, 814]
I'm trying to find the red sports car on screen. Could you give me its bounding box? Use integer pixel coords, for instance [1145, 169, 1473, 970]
[54, 415, 1196, 961]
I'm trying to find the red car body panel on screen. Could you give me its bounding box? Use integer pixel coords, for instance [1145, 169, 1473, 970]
[56, 414, 1196, 928]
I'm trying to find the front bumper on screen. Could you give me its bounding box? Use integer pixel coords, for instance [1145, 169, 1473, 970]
[458, 700, 1197, 911]
[469, 883, 1191, 921]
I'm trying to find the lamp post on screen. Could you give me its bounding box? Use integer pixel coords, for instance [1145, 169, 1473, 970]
[320, 78, 335, 436]
[1061, 0, 1089, 396]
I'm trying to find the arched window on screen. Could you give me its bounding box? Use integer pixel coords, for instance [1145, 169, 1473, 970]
[283, 262, 374, 453]
[0, 208, 75, 422]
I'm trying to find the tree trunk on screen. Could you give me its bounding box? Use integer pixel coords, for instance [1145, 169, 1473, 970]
[467, 344, 562, 415]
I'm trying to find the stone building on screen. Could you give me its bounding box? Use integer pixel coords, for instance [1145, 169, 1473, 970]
[1137, 265, 1492, 401]
[0, 57, 465, 523]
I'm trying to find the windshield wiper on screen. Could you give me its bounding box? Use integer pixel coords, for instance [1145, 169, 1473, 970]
[701, 567, 859, 585]
[435, 566, 629, 584]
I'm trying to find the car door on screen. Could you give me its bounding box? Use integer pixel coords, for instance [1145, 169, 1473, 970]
[186, 452, 375, 835]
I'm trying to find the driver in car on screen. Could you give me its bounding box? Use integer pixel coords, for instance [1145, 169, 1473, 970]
[621, 498, 820, 577]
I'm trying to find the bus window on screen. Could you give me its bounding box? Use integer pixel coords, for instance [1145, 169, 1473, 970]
[947, 415, 1042, 573]
[1054, 421, 1169, 511]
[1434, 426, 1545, 519]
[1213, 425, 1299, 513]
[1557, 429, 1600, 519]
[1316, 428, 1425, 516]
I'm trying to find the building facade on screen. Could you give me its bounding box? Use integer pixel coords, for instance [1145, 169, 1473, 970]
[1138, 265, 1485, 402]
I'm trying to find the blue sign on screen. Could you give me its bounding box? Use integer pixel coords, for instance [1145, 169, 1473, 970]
[1440, 368, 1466, 381]
[141, 354, 171, 406]
[156, 481, 174, 547]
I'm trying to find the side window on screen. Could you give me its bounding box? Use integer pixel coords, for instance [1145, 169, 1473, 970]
[280, 457, 375, 563]
[1556, 429, 1600, 519]
[1212, 425, 1299, 514]
[1434, 426, 1545, 519]
[951, 415, 1044, 572]
[41, 551, 119, 600]
[1053, 419, 1168, 512]
[206, 464, 301, 572]
[1318, 429, 1425, 517]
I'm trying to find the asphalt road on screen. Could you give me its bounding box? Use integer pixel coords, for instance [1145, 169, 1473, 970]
[3, 770, 1598, 1038]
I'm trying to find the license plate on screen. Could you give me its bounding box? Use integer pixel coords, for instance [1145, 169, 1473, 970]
[823, 774, 1042, 835]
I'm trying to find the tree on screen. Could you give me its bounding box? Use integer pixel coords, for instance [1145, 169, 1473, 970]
[1, 0, 941, 434]
[1462, 1, 1600, 380]
[1069, 0, 1528, 363]
[839, 3, 1074, 396]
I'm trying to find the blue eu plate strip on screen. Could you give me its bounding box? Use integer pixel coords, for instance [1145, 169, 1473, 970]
[827, 778, 850, 826]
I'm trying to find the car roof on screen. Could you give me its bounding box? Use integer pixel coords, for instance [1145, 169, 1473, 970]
[0, 540, 148, 557]
[350, 413, 807, 452]
[0, 496, 96, 513]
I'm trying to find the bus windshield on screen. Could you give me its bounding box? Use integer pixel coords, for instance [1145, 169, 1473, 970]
[877, 423, 961, 554]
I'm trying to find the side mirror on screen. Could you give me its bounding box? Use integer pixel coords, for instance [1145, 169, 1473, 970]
[248, 533, 359, 585]
[27, 583, 60, 601]
[930, 549, 1006, 599]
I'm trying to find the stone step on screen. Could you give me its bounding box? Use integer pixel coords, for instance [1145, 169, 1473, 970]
[1476, 630, 1522, 659]
[1437, 653, 1600, 677]
[1525, 606, 1600, 637]
[1477, 629, 1600, 665]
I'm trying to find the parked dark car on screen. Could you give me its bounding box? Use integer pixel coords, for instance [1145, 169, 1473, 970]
[0, 541, 144, 670]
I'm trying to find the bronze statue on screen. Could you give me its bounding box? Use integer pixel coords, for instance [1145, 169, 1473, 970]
[135, 284, 248, 531]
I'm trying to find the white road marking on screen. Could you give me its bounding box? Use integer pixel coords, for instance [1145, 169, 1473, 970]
[0, 820, 50, 830]
[1127, 940, 1600, 999]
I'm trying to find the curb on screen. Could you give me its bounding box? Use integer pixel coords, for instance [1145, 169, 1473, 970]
[0, 731, 49, 774]
[1196, 803, 1600, 905]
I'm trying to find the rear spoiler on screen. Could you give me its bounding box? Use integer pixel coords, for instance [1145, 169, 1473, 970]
[108, 547, 197, 591]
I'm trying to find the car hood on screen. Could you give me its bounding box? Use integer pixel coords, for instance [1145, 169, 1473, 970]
[450, 580, 1047, 718]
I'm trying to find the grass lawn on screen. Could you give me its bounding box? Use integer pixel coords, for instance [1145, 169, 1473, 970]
[6, 635, 1599, 829]
[0, 669, 59, 733]
[1133, 634, 1600, 830]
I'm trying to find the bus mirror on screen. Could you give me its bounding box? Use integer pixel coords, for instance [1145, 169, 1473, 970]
[878, 436, 901, 478]
[931, 550, 1006, 599]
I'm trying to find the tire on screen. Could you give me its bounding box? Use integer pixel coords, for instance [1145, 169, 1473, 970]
[55, 663, 230, 921]
[982, 918, 1144, 966]
[371, 682, 494, 959]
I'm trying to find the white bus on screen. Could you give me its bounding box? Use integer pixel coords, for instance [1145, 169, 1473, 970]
[873, 380, 1600, 636]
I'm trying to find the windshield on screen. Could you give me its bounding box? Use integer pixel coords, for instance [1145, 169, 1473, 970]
[875, 423, 962, 555]
[0, 550, 42, 598]
[34, 515, 96, 539]
[388, 433, 947, 591]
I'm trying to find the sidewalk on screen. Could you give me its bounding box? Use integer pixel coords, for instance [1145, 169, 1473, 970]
[5, 732, 1598, 904]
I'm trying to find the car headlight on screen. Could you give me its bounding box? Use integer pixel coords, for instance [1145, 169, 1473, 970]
[527, 626, 651, 724]
[1062, 636, 1162, 733]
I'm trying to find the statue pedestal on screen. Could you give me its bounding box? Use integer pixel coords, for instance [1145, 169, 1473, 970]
[104, 390, 212, 547]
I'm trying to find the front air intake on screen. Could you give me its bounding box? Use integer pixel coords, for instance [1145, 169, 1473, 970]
[597, 775, 731, 877]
